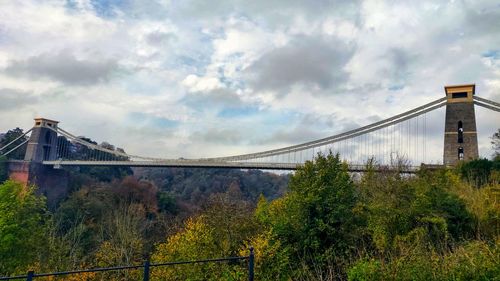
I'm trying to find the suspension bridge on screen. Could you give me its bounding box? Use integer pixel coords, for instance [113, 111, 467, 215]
[1, 85, 499, 174]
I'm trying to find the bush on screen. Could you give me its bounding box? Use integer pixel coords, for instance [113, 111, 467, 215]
[458, 158, 499, 187]
[348, 240, 500, 281]
[347, 259, 383, 281]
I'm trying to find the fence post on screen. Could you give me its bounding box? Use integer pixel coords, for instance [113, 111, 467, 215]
[143, 260, 150, 281]
[248, 247, 254, 281]
[26, 271, 34, 281]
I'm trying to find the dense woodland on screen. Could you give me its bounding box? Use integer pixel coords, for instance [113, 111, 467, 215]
[0, 129, 499, 280]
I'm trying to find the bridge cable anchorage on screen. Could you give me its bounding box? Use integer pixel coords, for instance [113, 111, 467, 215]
[0, 128, 32, 153]
[210, 100, 447, 161]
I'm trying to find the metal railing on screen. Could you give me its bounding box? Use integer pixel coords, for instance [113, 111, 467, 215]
[0, 247, 255, 281]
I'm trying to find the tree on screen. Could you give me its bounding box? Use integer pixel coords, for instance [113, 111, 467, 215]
[347, 168, 482, 281]
[0, 128, 28, 160]
[202, 185, 259, 257]
[0, 181, 48, 275]
[492, 128, 500, 159]
[357, 164, 416, 254]
[358, 167, 474, 258]
[151, 217, 219, 280]
[458, 158, 498, 187]
[260, 152, 361, 278]
[0, 156, 8, 183]
[134, 167, 289, 216]
[93, 205, 145, 280]
[55, 177, 161, 256]
[151, 188, 258, 280]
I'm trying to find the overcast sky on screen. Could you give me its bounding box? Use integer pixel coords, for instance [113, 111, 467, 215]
[0, 0, 499, 160]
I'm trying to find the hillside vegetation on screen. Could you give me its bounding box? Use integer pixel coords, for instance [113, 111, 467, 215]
[0, 152, 498, 280]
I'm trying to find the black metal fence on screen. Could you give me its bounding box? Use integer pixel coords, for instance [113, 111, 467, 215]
[0, 247, 254, 281]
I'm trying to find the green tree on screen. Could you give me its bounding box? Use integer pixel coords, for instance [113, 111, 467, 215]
[202, 185, 259, 256]
[157, 191, 178, 214]
[413, 170, 474, 242]
[347, 167, 485, 281]
[152, 216, 219, 280]
[458, 158, 499, 187]
[93, 205, 145, 280]
[152, 215, 251, 281]
[0, 155, 8, 183]
[359, 168, 474, 256]
[151, 188, 258, 280]
[491, 128, 500, 158]
[0, 128, 27, 160]
[55, 177, 161, 256]
[0, 180, 48, 275]
[452, 176, 500, 240]
[259, 152, 361, 278]
[358, 165, 416, 254]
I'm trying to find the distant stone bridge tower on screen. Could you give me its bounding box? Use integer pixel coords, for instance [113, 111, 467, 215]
[7, 118, 68, 208]
[443, 84, 479, 166]
[24, 118, 59, 162]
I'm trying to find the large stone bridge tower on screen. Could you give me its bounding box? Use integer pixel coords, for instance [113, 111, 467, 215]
[7, 118, 68, 207]
[24, 118, 59, 162]
[443, 84, 479, 166]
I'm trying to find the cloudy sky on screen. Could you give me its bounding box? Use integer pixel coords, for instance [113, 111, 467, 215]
[0, 0, 499, 160]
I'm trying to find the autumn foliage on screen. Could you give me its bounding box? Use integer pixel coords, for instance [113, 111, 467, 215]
[0, 152, 499, 280]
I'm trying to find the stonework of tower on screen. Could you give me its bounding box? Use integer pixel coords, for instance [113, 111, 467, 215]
[24, 118, 59, 162]
[7, 118, 69, 207]
[443, 84, 479, 166]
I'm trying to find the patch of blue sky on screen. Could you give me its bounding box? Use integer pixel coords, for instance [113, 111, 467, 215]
[217, 106, 260, 118]
[247, 110, 303, 142]
[91, 0, 126, 18]
[252, 109, 300, 127]
[125, 83, 163, 96]
[65, 0, 124, 17]
[0, 28, 8, 45]
[120, 73, 169, 96]
[200, 27, 220, 40]
[215, 109, 301, 144]
[482, 50, 499, 60]
[220, 79, 245, 91]
[127, 112, 179, 128]
[176, 56, 201, 67]
[388, 84, 404, 91]
[385, 95, 395, 104]
[64, 0, 78, 10]
[219, 74, 243, 90]
[179, 94, 210, 112]
[173, 55, 210, 74]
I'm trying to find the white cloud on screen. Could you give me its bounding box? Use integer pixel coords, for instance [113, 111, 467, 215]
[182, 74, 223, 92]
[0, 0, 498, 162]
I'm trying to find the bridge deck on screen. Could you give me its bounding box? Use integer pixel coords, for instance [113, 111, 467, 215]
[42, 160, 429, 173]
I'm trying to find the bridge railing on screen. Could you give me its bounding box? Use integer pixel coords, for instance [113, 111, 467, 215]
[0, 248, 255, 281]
